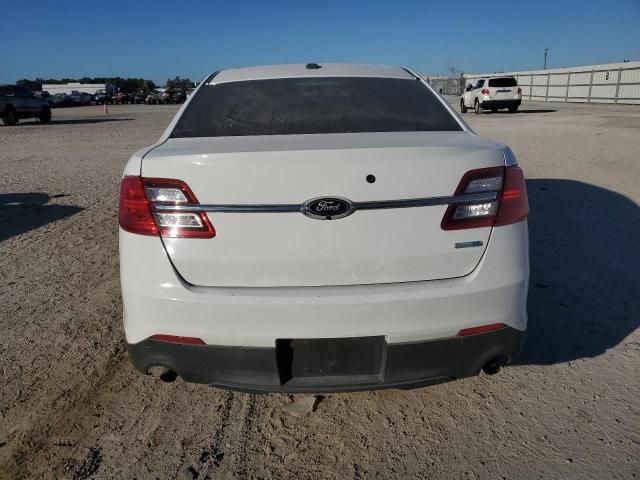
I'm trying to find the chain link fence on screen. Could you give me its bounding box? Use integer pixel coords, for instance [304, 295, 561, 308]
[424, 75, 466, 96]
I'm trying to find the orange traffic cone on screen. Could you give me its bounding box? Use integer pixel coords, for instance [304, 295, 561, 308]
[103, 102, 109, 114]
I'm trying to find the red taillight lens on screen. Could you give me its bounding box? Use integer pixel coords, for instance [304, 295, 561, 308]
[494, 166, 529, 226]
[119, 176, 215, 238]
[151, 334, 206, 345]
[481, 88, 490, 95]
[457, 323, 506, 337]
[119, 176, 158, 236]
[517, 87, 522, 95]
[441, 165, 528, 230]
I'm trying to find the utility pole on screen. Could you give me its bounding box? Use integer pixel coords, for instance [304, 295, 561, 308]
[543, 48, 549, 70]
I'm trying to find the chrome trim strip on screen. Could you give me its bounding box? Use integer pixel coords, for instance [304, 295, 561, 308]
[152, 192, 497, 213]
[154, 203, 302, 213]
[353, 192, 496, 210]
[502, 146, 518, 167]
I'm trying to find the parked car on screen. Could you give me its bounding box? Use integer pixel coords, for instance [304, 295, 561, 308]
[0, 85, 51, 125]
[113, 92, 129, 104]
[460, 76, 522, 114]
[33, 91, 53, 107]
[161, 90, 174, 104]
[119, 63, 529, 392]
[69, 92, 92, 106]
[145, 91, 163, 105]
[94, 90, 112, 105]
[132, 91, 147, 104]
[171, 89, 187, 104]
[50, 93, 74, 108]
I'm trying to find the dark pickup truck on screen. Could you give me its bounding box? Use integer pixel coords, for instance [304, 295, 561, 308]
[0, 85, 51, 125]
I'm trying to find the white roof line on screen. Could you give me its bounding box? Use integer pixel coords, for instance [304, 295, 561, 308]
[207, 63, 415, 84]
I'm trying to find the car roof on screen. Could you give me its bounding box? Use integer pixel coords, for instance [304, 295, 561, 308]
[208, 63, 416, 84]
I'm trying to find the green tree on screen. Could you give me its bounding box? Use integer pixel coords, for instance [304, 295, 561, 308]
[16, 78, 43, 91]
[165, 76, 193, 90]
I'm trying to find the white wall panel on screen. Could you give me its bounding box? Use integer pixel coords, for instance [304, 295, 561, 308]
[549, 74, 569, 86]
[590, 85, 617, 99]
[531, 86, 547, 96]
[620, 68, 640, 83]
[532, 75, 548, 86]
[547, 86, 566, 98]
[619, 84, 640, 99]
[592, 70, 619, 84]
[568, 85, 589, 98]
[569, 72, 591, 84]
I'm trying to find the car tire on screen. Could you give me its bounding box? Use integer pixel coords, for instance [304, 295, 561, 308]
[509, 106, 518, 113]
[38, 107, 52, 123]
[474, 99, 482, 114]
[460, 99, 468, 113]
[2, 108, 18, 126]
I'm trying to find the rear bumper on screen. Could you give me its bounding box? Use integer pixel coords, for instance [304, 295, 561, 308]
[480, 99, 521, 109]
[128, 326, 526, 393]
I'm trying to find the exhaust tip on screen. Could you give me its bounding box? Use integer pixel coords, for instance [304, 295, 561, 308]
[482, 357, 507, 375]
[147, 366, 178, 383]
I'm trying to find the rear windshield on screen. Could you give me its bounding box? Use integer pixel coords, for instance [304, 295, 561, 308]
[488, 77, 518, 87]
[171, 77, 461, 137]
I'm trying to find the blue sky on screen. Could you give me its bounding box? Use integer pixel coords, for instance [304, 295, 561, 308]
[1, 0, 638, 85]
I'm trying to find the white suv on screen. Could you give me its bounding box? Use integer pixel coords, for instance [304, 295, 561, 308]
[119, 63, 529, 393]
[461, 76, 522, 114]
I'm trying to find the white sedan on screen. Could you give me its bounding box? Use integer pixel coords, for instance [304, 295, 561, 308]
[119, 63, 529, 392]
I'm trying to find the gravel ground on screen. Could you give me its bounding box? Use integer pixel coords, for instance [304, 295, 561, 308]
[0, 100, 638, 479]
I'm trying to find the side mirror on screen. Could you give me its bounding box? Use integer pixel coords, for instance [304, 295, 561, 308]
[465, 85, 473, 92]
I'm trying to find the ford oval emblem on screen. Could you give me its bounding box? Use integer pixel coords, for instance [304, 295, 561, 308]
[301, 196, 355, 220]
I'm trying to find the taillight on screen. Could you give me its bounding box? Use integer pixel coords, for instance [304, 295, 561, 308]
[441, 165, 528, 230]
[494, 166, 529, 226]
[119, 176, 158, 236]
[481, 88, 490, 95]
[119, 176, 215, 238]
[517, 87, 522, 95]
[143, 177, 215, 238]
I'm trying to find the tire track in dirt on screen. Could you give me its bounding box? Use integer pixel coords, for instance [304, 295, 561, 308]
[196, 390, 236, 471]
[232, 394, 261, 476]
[187, 392, 265, 478]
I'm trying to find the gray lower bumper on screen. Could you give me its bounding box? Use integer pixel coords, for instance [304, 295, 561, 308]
[128, 326, 526, 393]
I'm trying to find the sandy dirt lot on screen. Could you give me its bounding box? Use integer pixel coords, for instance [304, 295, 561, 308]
[1, 100, 638, 479]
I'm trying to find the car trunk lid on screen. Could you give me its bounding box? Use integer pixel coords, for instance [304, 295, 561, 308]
[142, 132, 504, 287]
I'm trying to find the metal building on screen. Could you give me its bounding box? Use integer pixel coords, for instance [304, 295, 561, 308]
[42, 83, 108, 95]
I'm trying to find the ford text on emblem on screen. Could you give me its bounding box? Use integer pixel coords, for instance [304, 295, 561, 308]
[301, 197, 355, 220]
